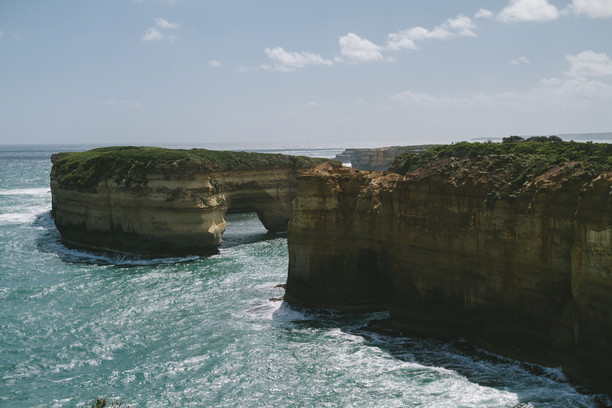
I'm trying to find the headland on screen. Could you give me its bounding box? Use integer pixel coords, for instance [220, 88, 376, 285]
[287, 138, 612, 395]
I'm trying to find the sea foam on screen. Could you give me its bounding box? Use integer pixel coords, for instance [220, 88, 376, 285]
[0, 187, 51, 197]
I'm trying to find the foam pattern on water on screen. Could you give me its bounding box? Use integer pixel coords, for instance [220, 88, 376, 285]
[1, 145, 610, 408]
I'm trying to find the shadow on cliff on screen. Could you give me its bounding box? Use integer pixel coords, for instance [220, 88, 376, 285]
[33, 212, 201, 266]
[33, 210, 285, 266]
[219, 211, 286, 250]
[272, 302, 612, 407]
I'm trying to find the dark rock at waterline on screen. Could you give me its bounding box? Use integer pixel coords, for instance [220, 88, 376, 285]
[286, 142, 612, 396]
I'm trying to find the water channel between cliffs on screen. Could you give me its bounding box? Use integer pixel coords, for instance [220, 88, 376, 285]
[37, 144, 612, 405]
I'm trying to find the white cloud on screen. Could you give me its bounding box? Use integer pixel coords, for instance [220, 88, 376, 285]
[392, 52, 612, 109]
[339, 33, 384, 63]
[497, 0, 560, 22]
[263, 13, 479, 70]
[154, 17, 180, 29]
[391, 90, 495, 106]
[0, 30, 4, 38]
[386, 14, 477, 51]
[443, 14, 478, 36]
[474, 9, 494, 19]
[209, 60, 222, 68]
[392, 90, 441, 105]
[392, 79, 612, 108]
[510, 56, 530, 65]
[142, 27, 164, 41]
[142, 18, 180, 43]
[263, 47, 333, 72]
[569, 0, 612, 18]
[386, 29, 419, 50]
[533, 76, 612, 101]
[566, 51, 612, 77]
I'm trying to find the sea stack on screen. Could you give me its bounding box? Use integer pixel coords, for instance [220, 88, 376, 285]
[50, 146, 327, 256]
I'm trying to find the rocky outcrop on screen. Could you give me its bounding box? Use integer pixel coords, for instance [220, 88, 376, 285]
[335, 145, 436, 171]
[286, 160, 612, 395]
[51, 147, 326, 256]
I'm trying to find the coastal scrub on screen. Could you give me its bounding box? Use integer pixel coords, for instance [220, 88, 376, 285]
[51, 146, 327, 192]
[390, 137, 612, 199]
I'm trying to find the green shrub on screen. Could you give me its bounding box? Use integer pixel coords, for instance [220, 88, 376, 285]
[389, 140, 611, 197]
[390, 140, 612, 176]
[51, 146, 329, 191]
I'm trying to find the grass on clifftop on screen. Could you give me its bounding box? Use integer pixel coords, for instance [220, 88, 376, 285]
[389, 137, 612, 198]
[51, 146, 328, 191]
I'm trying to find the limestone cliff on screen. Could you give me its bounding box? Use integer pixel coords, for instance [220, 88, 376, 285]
[51, 146, 326, 256]
[335, 145, 437, 171]
[286, 141, 612, 395]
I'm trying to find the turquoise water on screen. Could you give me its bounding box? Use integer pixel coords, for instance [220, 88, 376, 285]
[1, 145, 610, 408]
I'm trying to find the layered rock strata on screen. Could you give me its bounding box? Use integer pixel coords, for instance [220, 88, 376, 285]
[335, 145, 437, 171]
[286, 161, 612, 395]
[51, 147, 325, 256]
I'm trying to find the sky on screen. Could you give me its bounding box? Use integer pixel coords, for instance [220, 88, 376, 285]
[1, 0, 612, 147]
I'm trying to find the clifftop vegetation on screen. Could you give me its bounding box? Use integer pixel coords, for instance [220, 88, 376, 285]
[389, 137, 612, 199]
[51, 146, 328, 191]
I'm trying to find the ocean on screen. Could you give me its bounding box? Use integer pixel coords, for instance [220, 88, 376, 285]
[0, 144, 610, 408]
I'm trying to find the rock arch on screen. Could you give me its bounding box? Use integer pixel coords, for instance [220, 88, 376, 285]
[50, 148, 324, 256]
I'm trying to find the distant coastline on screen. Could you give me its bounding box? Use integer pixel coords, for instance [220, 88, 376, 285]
[471, 131, 612, 143]
[3, 131, 611, 150]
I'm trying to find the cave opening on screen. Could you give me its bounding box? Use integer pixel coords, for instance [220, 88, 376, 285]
[220, 208, 284, 249]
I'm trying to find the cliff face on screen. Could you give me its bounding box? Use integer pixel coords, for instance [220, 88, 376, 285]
[51, 147, 324, 256]
[286, 161, 612, 394]
[335, 145, 437, 171]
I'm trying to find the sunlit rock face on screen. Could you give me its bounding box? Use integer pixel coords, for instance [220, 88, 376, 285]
[335, 145, 435, 171]
[286, 161, 612, 395]
[50, 150, 319, 256]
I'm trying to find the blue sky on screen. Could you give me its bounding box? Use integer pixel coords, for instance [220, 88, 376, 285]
[1, 0, 611, 147]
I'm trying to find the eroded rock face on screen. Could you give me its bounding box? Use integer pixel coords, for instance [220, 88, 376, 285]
[51, 163, 303, 256]
[286, 161, 612, 395]
[334, 145, 436, 171]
